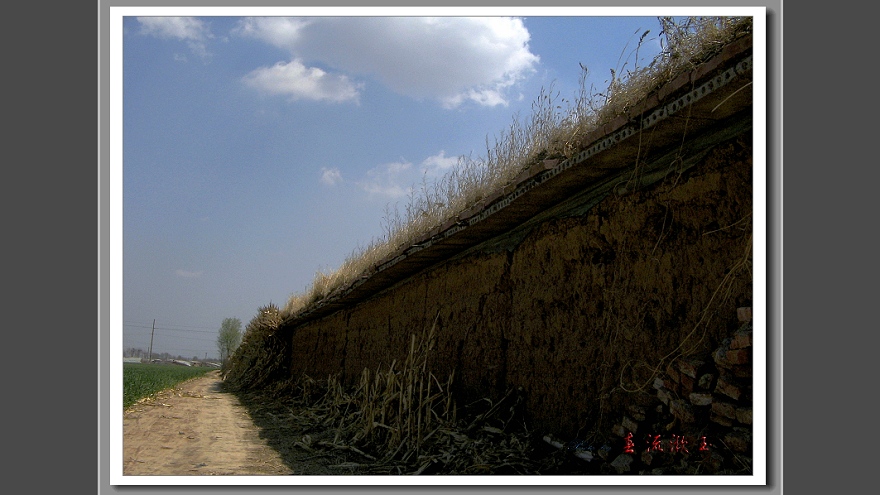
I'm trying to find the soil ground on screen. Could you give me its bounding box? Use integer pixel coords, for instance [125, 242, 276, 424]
[122, 370, 571, 477]
[123, 370, 346, 476]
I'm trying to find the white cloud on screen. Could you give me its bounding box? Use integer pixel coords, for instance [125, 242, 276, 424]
[138, 16, 208, 40]
[233, 17, 539, 107]
[175, 269, 203, 278]
[320, 167, 343, 186]
[420, 151, 459, 178]
[358, 160, 414, 199]
[242, 59, 362, 103]
[357, 150, 464, 199]
[232, 16, 311, 45]
[137, 17, 213, 60]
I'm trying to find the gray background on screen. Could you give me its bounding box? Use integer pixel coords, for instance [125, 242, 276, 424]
[98, 1, 785, 493]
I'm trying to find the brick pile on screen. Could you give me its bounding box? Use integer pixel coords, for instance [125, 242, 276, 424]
[601, 308, 754, 474]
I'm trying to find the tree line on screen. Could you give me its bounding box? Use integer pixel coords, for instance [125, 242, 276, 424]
[122, 348, 217, 362]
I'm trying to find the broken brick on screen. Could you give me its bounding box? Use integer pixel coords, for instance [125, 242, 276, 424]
[736, 407, 752, 425]
[714, 376, 743, 400]
[678, 357, 705, 379]
[679, 373, 695, 395]
[622, 415, 639, 434]
[711, 401, 736, 419]
[710, 412, 734, 427]
[697, 373, 715, 390]
[689, 392, 713, 406]
[714, 347, 751, 367]
[730, 327, 752, 350]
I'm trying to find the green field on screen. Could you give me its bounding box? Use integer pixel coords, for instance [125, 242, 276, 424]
[123, 363, 213, 410]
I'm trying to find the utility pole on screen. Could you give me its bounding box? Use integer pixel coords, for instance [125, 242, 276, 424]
[148, 319, 155, 363]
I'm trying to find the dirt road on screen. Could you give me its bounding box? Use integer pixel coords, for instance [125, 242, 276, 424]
[122, 370, 571, 477]
[123, 370, 299, 476]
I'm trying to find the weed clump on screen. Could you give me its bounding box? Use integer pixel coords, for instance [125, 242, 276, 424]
[223, 303, 288, 391]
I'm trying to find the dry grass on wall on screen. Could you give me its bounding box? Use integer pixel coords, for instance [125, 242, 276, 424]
[222, 303, 289, 392]
[280, 17, 754, 320]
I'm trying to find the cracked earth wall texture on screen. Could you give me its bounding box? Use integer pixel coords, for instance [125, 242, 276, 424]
[289, 133, 753, 437]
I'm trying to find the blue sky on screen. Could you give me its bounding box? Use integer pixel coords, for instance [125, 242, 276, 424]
[119, 9, 704, 360]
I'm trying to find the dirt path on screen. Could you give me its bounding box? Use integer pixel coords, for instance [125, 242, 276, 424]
[123, 370, 297, 476]
[122, 370, 573, 477]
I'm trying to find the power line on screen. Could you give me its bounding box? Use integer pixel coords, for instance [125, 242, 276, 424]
[124, 323, 220, 334]
[148, 333, 217, 343]
[124, 319, 219, 329]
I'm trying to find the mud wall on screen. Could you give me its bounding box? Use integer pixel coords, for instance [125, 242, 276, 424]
[287, 130, 752, 437]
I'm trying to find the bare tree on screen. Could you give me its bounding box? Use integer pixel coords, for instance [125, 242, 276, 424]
[217, 317, 243, 366]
